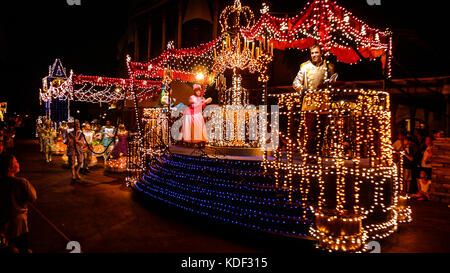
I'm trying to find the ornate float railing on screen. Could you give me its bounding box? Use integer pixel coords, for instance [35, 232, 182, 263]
[127, 107, 169, 185]
[265, 89, 411, 252]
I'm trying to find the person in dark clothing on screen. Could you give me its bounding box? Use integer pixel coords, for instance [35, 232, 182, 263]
[0, 154, 37, 253]
[402, 136, 418, 194]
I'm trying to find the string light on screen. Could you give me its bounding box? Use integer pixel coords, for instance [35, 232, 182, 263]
[260, 3, 269, 15]
[265, 89, 410, 252]
[133, 153, 312, 237]
[40, 71, 162, 105]
[219, 0, 255, 33]
[240, 0, 390, 66]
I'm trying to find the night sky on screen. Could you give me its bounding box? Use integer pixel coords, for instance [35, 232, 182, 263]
[0, 0, 448, 115]
[0, 1, 129, 115]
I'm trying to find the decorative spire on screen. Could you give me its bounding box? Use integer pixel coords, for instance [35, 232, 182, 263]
[260, 2, 269, 14]
[220, 0, 254, 33]
[234, 0, 241, 9]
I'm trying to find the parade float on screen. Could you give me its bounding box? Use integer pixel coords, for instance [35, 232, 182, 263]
[39, 0, 411, 252]
[38, 58, 160, 170]
[126, 0, 410, 252]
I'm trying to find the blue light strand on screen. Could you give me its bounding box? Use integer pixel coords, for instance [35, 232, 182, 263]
[147, 162, 297, 194]
[161, 157, 268, 177]
[170, 153, 263, 166]
[140, 171, 311, 222]
[144, 171, 285, 209]
[145, 166, 300, 210]
[134, 180, 310, 237]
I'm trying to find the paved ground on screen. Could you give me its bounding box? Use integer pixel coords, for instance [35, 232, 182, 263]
[12, 140, 450, 253]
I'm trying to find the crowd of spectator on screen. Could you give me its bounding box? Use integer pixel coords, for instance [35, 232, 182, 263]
[393, 129, 443, 200]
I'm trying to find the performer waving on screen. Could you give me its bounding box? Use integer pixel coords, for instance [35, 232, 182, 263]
[293, 45, 336, 157]
[180, 84, 212, 146]
[293, 45, 335, 94]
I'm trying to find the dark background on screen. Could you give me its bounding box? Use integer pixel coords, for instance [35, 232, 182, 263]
[0, 0, 448, 116]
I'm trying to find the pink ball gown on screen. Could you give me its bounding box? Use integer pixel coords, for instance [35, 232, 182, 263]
[181, 95, 208, 143]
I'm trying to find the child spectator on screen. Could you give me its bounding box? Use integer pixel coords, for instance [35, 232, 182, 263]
[413, 170, 431, 200]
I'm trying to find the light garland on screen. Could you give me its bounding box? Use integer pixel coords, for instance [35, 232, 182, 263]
[219, 0, 254, 33]
[386, 29, 393, 79]
[40, 71, 162, 105]
[126, 54, 148, 186]
[105, 156, 128, 172]
[206, 104, 261, 148]
[240, 0, 390, 66]
[264, 88, 410, 252]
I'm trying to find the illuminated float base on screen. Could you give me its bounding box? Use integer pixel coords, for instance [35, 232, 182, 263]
[53, 149, 66, 156]
[132, 147, 407, 247]
[169, 145, 266, 159]
[310, 210, 366, 252]
[61, 154, 98, 168]
[105, 156, 128, 173]
[132, 146, 313, 238]
[395, 195, 412, 224]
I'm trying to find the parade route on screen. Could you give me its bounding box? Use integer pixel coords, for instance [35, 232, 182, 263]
[15, 140, 450, 253]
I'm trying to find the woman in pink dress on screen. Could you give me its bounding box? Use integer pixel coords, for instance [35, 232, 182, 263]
[181, 84, 212, 145]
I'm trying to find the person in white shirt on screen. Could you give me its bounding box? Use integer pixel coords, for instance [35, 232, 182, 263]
[81, 123, 94, 174]
[392, 132, 405, 165]
[292, 45, 335, 95]
[292, 45, 335, 156]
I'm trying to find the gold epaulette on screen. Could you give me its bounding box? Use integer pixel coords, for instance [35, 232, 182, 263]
[300, 61, 311, 70]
